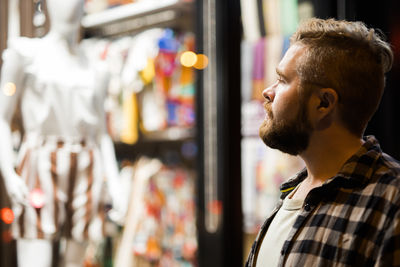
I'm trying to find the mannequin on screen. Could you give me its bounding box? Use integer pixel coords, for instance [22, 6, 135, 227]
[0, 1, 124, 266]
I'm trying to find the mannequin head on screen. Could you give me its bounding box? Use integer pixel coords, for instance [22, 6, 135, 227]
[46, 0, 84, 36]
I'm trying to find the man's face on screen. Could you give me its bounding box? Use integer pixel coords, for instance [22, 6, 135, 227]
[259, 44, 313, 155]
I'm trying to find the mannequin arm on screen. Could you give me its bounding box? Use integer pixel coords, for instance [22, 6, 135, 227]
[0, 48, 29, 204]
[94, 68, 126, 223]
[99, 133, 124, 211]
[99, 131, 129, 225]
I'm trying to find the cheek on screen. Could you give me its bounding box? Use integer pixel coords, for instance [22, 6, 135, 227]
[272, 95, 295, 120]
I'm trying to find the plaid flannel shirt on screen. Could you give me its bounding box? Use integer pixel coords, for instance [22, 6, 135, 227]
[246, 136, 400, 267]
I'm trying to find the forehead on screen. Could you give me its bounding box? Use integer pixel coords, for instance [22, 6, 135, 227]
[277, 44, 306, 77]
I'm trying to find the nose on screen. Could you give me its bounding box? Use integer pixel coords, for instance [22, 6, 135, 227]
[262, 86, 275, 103]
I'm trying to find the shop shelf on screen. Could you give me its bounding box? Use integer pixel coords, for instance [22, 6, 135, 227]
[81, 0, 194, 36]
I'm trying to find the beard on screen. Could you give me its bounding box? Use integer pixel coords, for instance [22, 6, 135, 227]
[259, 101, 313, 155]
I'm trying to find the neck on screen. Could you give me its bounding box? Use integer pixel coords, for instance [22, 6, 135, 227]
[46, 24, 80, 53]
[299, 127, 364, 184]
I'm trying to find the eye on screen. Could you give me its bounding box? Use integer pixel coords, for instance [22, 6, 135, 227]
[277, 75, 285, 83]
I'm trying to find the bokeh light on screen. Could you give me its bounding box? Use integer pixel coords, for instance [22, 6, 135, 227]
[29, 188, 45, 209]
[180, 51, 197, 67]
[1, 208, 14, 224]
[193, 54, 209, 69]
[207, 200, 222, 215]
[3, 82, 16, 96]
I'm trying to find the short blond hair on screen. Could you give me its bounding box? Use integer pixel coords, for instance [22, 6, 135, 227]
[291, 18, 393, 136]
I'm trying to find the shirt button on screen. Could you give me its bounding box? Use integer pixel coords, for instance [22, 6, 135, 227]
[304, 203, 311, 211]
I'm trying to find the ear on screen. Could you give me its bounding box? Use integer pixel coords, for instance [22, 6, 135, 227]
[317, 88, 338, 113]
[308, 88, 339, 130]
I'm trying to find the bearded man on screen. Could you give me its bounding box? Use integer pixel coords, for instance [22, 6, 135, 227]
[246, 18, 400, 266]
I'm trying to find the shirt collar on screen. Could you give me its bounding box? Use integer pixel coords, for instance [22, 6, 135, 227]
[330, 135, 381, 184]
[279, 169, 307, 199]
[279, 135, 382, 198]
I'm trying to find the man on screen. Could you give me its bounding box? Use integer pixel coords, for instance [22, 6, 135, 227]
[246, 18, 399, 266]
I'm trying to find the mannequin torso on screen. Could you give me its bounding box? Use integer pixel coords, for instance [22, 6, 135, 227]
[10, 36, 108, 139]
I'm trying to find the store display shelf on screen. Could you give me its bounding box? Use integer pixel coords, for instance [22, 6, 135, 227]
[82, 0, 178, 28]
[114, 127, 196, 162]
[142, 127, 195, 141]
[82, 0, 193, 36]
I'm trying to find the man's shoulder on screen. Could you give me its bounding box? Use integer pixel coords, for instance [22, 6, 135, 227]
[375, 152, 400, 179]
[367, 152, 400, 202]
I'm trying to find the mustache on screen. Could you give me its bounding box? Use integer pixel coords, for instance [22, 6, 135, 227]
[263, 101, 273, 119]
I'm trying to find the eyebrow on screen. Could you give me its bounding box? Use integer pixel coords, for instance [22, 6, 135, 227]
[276, 68, 288, 80]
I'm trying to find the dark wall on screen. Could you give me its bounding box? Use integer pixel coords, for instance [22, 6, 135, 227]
[351, 0, 400, 160]
[313, 0, 400, 160]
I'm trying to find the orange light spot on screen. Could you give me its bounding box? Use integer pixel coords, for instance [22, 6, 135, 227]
[1, 208, 14, 224]
[193, 54, 209, 69]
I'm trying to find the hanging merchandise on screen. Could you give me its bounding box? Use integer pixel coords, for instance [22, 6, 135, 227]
[298, 0, 314, 22]
[253, 146, 303, 228]
[114, 158, 197, 267]
[154, 29, 196, 129]
[135, 29, 196, 132]
[280, 0, 299, 58]
[240, 0, 262, 41]
[241, 100, 305, 232]
[120, 91, 139, 144]
[178, 34, 196, 127]
[121, 29, 167, 135]
[280, 0, 298, 36]
[133, 165, 197, 266]
[241, 40, 255, 103]
[251, 38, 265, 101]
[240, 0, 303, 235]
[82, 28, 196, 143]
[263, 0, 281, 35]
[154, 29, 179, 129]
[264, 35, 284, 87]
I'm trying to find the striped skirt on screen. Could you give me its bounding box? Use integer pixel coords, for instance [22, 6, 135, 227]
[11, 135, 107, 242]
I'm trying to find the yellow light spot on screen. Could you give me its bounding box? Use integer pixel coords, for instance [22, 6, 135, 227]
[180, 51, 197, 67]
[194, 54, 209, 69]
[3, 82, 16, 96]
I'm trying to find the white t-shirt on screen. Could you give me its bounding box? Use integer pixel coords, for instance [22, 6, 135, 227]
[256, 192, 304, 267]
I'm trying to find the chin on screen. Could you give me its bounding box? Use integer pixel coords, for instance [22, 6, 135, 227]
[259, 119, 311, 156]
[259, 119, 271, 136]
